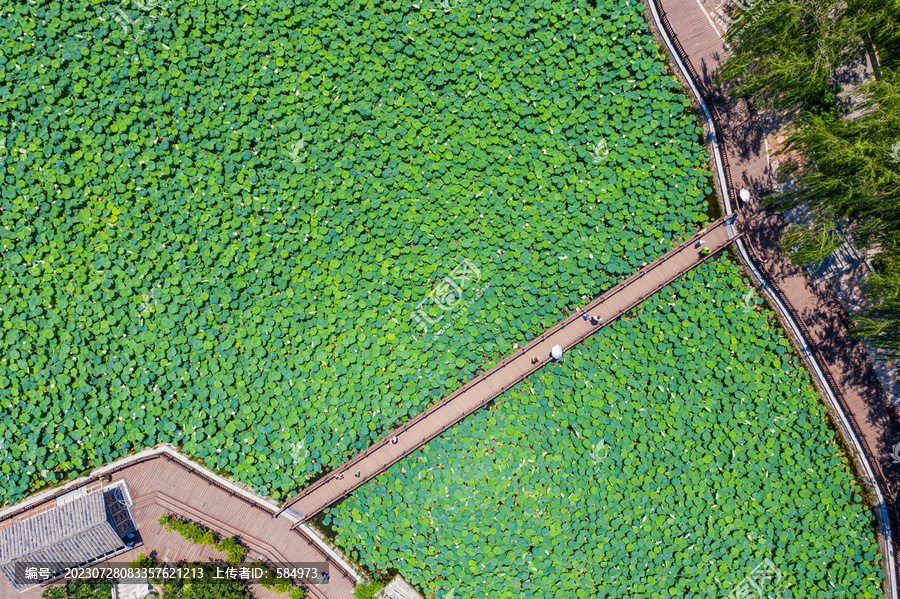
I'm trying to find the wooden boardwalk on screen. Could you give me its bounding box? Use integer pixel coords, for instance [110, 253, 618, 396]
[279, 218, 739, 524]
[5, 9, 893, 599]
[0, 451, 358, 599]
[645, 0, 900, 595]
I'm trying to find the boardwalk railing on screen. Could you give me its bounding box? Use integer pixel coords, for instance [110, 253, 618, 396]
[0, 448, 358, 587]
[650, 0, 888, 492]
[644, 1, 900, 596]
[151, 453, 358, 584]
[650, 1, 736, 206]
[743, 238, 900, 558]
[279, 218, 738, 523]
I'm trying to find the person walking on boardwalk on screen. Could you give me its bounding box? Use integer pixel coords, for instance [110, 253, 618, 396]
[701, 247, 711, 255]
[696, 239, 705, 248]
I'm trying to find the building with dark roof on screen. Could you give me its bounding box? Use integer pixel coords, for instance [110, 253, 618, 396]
[0, 484, 137, 592]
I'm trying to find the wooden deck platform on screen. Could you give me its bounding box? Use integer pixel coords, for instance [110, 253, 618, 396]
[5, 7, 893, 599]
[0, 453, 358, 599]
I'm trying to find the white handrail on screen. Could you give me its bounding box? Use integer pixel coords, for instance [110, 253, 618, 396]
[645, 1, 898, 598]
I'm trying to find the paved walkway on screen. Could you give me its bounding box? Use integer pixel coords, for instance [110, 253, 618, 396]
[279, 218, 739, 523]
[0, 448, 359, 599]
[6, 10, 891, 599]
[644, 0, 900, 596]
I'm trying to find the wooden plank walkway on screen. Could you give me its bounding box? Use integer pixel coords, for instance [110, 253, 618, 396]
[279, 218, 739, 524]
[6, 9, 892, 599]
[0, 453, 358, 599]
[645, 0, 900, 594]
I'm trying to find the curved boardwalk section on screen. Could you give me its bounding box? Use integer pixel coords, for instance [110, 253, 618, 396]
[0, 448, 359, 599]
[279, 218, 738, 524]
[645, 0, 900, 594]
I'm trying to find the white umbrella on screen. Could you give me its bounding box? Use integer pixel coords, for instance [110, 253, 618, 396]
[739, 188, 751, 202]
[550, 345, 563, 360]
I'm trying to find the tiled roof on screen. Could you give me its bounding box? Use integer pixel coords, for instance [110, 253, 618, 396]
[0, 491, 124, 592]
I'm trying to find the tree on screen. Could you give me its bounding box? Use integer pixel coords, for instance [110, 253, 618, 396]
[218, 536, 248, 565]
[718, 0, 859, 114]
[846, 0, 900, 71]
[851, 256, 900, 356]
[353, 581, 384, 599]
[720, 0, 900, 354]
[776, 71, 900, 251]
[777, 209, 844, 265]
[170, 567, 249, 599]
[42, 580, 112, 599]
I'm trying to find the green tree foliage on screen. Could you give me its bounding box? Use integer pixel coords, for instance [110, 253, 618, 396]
[42, 580, 113, 599]
[851, 256, 900, 352]
[849, 0, 900, 71]
[719, 0, 858, 113]
[176, 580, 247, 599]
[159, 514, 218, 548]
[353, 581, 384, 599]
[777, 209, 843, 265]
[158, 515, 248, 563]
[778, 73, 900, 250]
[328, 259, 884, 598]
[218, 536, 249, 565]
[777, 71, 900, 354]
[255, 563, 304, 598]
[42, 587, 66, 599]
[163, 566, 250, 599]
[721, 1, 900, 355]
[719, 0, 900, 112]
[128, 553, 158, 570]
[288, 587, 307, 599]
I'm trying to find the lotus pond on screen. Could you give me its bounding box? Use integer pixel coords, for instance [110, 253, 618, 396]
[0, 0, 709, 502]
[326, 258, 884, 599]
